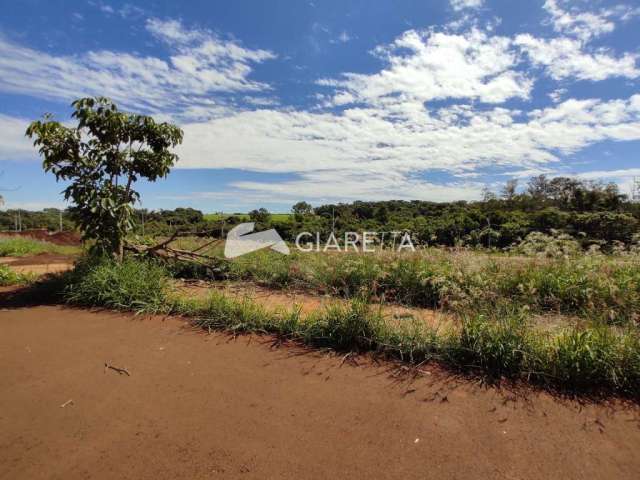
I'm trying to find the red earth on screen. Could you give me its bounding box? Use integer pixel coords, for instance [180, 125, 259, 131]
[1, 300, 639, 480]
[0, 229, 81, 246]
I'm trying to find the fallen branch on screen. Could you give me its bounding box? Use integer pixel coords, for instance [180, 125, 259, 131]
[104, 361, 131, 376]
[60, 399, 74, 408]
[124, 232, 223, 266]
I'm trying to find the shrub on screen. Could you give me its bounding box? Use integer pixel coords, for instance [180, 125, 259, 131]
[63, 256, 169, 313]
[512, 231, 581, 258]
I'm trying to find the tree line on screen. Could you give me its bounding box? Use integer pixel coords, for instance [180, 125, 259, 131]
[4, 176, 639, 250]
[141, 175, 640, 250]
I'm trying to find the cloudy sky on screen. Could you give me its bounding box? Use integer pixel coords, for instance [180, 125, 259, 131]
[1, 0, 639, 211]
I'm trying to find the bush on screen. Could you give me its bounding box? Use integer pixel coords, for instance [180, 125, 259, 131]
[512, 231, 581, 258]
[63, 256, 169, 313]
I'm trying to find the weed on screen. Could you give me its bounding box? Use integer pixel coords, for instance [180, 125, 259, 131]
[62, 256, 169, 313]
[0, 264, 35, 286]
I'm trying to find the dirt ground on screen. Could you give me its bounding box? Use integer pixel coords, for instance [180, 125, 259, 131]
[175, 280, 452, 329]
[0, 253, 75, 275]
[0, 230, 81, 246]
[1, 303, 639, 480]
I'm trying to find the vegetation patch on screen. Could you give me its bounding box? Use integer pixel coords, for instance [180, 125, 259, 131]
[61, 256, 169, 313]
[0, 264, 35, 286]
[55, 255, 640, 397]
[0, 238, 80, 257]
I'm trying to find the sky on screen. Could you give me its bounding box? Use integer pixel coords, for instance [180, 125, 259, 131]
[0, 0, 639, 213]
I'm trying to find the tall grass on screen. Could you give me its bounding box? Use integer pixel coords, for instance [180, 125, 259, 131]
[205, 249, 640, 324]
[55, 256, 640, 396]
[62, 256, 168, 313]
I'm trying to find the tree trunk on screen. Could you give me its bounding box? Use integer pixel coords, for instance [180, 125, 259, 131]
[115, 236, 124, 262]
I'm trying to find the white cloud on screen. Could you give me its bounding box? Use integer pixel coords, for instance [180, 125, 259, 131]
[0, 115, 33, 161]
[548, 88, 567, 103]
[334, 31, 352, 43]
[0, 20, 276, 120]
[450, 0, 484, 12]
[168, 94, 640, 202]
[91, 2, 146, 19]
[543, 0, 640, 42]
[321, 29, 532, 109]
[231, 172, 484, 203]
[515, 34, 640, 81]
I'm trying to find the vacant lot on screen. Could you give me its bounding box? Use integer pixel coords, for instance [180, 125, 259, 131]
[1, 303, 639, 480]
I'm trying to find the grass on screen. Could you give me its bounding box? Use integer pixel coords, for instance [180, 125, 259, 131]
[0, 263, 35, 286]
[180, 247, 640, 325]
[0, 237, 80, 257]
[61, 256, 168, 313]
[53, 255, 640, 397]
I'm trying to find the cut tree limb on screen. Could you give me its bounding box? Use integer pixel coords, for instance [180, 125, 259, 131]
[124, 231, 223, 265]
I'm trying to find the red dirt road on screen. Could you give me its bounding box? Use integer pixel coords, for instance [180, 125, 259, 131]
[1, 306, 639, 480]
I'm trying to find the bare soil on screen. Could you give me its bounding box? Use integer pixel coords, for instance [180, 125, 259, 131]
[0, 253, 75, 275]
[1, 303, 639, 480]
[0, 230, 81, 246]
[175, 280, 451, 329]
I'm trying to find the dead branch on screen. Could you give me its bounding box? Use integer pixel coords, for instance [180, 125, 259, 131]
[124, 230, 223, 266]
[104, 361, 131, 376]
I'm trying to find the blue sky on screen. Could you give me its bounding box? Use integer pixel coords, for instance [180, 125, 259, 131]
[0, 0, 639, 212]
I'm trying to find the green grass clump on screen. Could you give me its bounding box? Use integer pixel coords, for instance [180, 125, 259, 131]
[547, 327, 639, 390]
[0, 237, 79, 257]
[62, 256, 169, 313]
[303, 299, 382, 351]
[445, 307, 534, 377]
[0, 263, 34, 286]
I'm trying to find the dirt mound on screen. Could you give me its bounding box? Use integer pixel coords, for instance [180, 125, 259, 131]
[0, 229, 81, 246]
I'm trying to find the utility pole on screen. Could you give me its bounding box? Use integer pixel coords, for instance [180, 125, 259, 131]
[331, 207, 336, 233]
[632, 177, 640, 203]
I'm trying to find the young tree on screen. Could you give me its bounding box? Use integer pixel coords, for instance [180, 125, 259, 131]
[26, 97, 183, 259]
[291, 201, 312, 215]
[501, 179, 518, 201]
[292, 201, 313, 222]
[249, 207, 271, 224]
